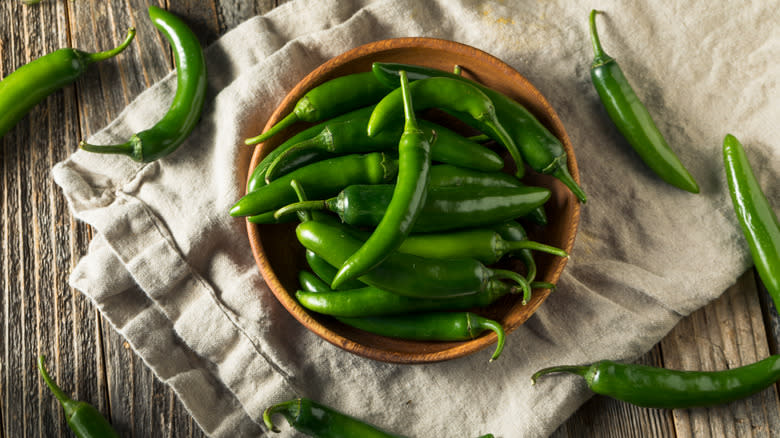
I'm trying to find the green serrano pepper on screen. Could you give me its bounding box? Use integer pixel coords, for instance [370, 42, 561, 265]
[372, 62, 587, 202]
[532, 356, 780, 409]
[274, 184, 551, 233]
[339, 312, 506, 361]
[723, 134, 780, 311]
[296, 220, 532, 302]
[588, 10, 699, 193]
[296, 270, 553, 318]
[38, 356, 119, 438]
[263, 117, 504, 182]
[246, 72, 392, 145]
[80, 6, 207, 162]
[368, 76, 525, 178]
[264, 397, 404, 437]
[332, 71, 432, 289]
[230, 152, 398, 217]
[247, 106, 377, 192]
[264, 397, 494, 437]
[0, 29, 135, 139]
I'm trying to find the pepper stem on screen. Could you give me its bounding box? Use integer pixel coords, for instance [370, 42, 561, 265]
[502, 240, 569, 258]
[78, 138, 138, 159]
[274, 200, 326, 219]
[589, 10, 612, 66]
[262, 399, 301, 433]
[468, 314, 506, 362]
[37, 355, 78, 419]
[264, 133, 328, 184]
[492, 269, 531, 305]
[246, 111, 299, 145]
[521, 253, 538, 283]
[399, 70, 419, 133]
[553, 166, 587, 203]
[86, 27, 136, 63]
[453, 64, 462, 75]
[289, 180, 311, 222]
[531, 364, 589, 384]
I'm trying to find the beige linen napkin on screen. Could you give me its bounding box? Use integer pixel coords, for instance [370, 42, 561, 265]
[52, 0, 780, 436]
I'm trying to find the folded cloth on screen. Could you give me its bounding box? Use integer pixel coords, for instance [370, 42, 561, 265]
[53, 0, 780, 436]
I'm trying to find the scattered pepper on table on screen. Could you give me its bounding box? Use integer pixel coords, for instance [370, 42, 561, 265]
[588, 10, 699, 193]
[79, 6, 207, 162]
[723, 134, 780, 312]
[38, 355, 120, 438]
[0, 27, 135, 139]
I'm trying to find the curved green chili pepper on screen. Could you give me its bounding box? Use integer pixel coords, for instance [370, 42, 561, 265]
[230, 152, 399, 217]
[0, 28, 135, 139]
[723, 134, 780, 311]
[79, 6, 207, 162]
[395, 228, 568, 264]
[263, 117, 504, 183]
[331, 71, 433, 289]
[368, 75, 525, 178]
[274, 184, 551, 233]
[297, 220, 533, 303]
[372, 62, 587, 202]
[296, 274, 553, 318]
[532, 355, 780, 408]
[588, 10, 699, 193]
[246, 72, 392, 145]
[38, 355, 120, 438]
[339, 312, 506, 361]
[264, 397, 404, 437]
[246, 106, 377, 192]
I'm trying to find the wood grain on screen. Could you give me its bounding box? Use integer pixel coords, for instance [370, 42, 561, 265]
[1, 1, 778, 437]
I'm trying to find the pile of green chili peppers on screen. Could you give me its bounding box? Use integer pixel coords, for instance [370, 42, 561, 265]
[232, 63, 577, 365]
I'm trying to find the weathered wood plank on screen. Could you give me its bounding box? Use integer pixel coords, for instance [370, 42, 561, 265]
[661, 271, 780, 438]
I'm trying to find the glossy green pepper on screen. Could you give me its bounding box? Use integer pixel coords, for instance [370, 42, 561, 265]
[372, 62, 587, 202]
[274, 184, 551, 234]
[532, 355, 780, 408]
[332, 71, 433, 289]
[588, 10, 699, 193]
[296, 271, 552, 318]
[296, 219, 532, 303]
[230, 152, 399, 217]
[263, 116, 504, 183]
[368, 75, 525, 178]
[264, 397, 404, 437]
[38, 355, 119, 438]
[80, 6, 207, 162]
[0, 28, 135, 139]
[339, 312, 506, 361]
[246, 72, 392, 145]
[723, 134, 780, 311]
[247, 106, 377, 192]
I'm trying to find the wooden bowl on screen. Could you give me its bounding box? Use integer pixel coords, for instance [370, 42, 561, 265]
[246, 37, 581, 364]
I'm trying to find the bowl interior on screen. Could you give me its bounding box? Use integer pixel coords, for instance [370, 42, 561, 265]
[246, 37, 581, 363]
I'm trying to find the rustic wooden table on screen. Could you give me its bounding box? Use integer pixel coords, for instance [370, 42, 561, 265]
[2, 1, 779, 437]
